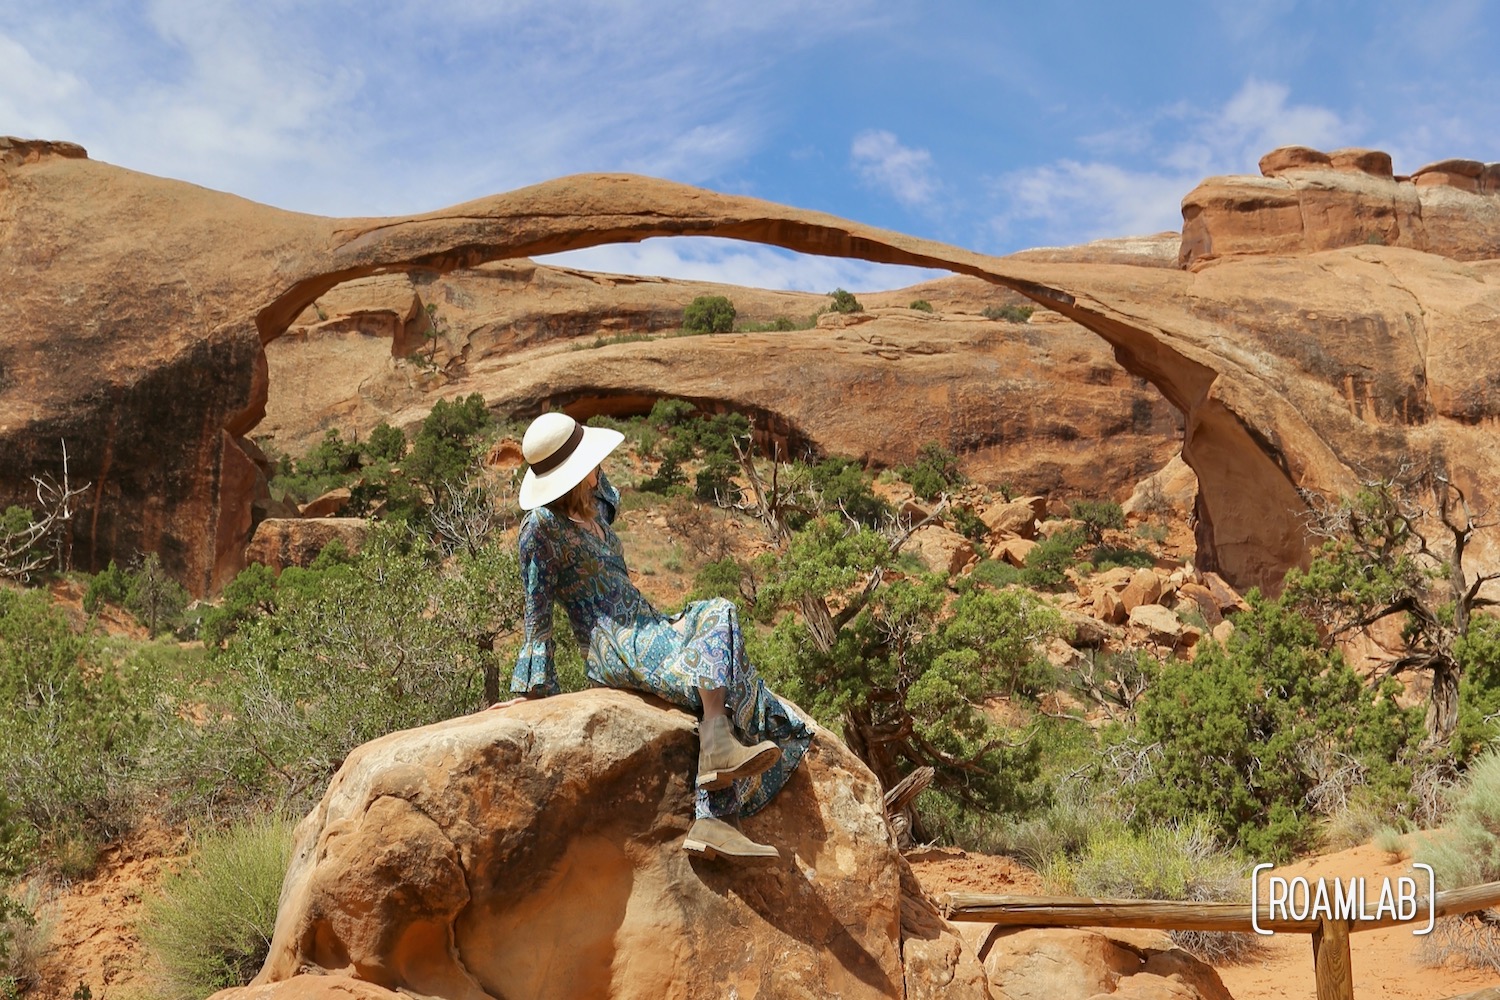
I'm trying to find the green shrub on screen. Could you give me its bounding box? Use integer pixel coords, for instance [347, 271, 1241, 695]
[0, 882, 48, 997]
[125, 553, 188, 636]
[682, 295, 736, 334]
[982, 304, 1034, 322]
[364, 421, 408, 463]
[828, 288, 863, 314]
[648, 398, 695, 429]
[1088, 545, 1155, 572]
[690, 558, 747, 607]
[1071, 499, 1125, 543]
[965, 558, 1025, 590]
[1044, 820, 1260, 963]
[949, 506, 989, 543]
[805, 457, 889, 528]
[1455, 614, 1500, 761]
[175, 530, 521, 814]
[200, 563, 278, 646]
[909, 299, 934, 312]
[139, 813, 296, 999]
[899, 442, 965, 501]
[1022, 527, 1086, 590]
[0, 588, 145, 867]
[82, 560, 130, 614]
[1130, 594, 1423, 861]
[736, 315, 814, 333]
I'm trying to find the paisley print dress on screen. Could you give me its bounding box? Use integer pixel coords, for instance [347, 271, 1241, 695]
[512, 470, 813, 819]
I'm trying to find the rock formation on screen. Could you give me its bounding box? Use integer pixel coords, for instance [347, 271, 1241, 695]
[4, 137, 1500, 594]
[1180, 145, 1500, 268]
[206, 689, 987, 999]
[258, 265, 1181, 500]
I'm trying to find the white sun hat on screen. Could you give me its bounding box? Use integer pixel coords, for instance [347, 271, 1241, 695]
[518, 412, 624, 511]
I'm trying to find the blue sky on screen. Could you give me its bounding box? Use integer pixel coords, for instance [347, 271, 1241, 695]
[3, 0, 1497, 291]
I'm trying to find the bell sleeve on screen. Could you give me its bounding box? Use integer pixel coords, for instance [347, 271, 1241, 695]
[511, 511, 561, 697]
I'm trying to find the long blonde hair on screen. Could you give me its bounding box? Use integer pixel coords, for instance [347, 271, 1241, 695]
[545, 471, 596, 523]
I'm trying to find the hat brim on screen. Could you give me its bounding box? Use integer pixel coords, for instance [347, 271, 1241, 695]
[518, 426, 625, 510]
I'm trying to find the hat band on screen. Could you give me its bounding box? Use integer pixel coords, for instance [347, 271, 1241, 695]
[530, 422, 585, 475]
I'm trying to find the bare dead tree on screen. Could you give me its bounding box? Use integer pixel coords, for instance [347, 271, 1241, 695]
[0, 440, 91, 581]
[1295, 465, 1500, 745]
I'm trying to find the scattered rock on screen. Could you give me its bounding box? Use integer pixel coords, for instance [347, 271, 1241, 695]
[910, 525, 979, 576]
[1058, 607, 1120, 648]
[1176, 582, 1224, 627]
[1122, 453, 1198, 520]
[1200, 572, 1246, 614]
[1212, 619, 1236, 645]
[1092, 587, 1126, 625]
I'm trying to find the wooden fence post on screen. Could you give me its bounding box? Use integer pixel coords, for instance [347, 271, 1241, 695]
[1312, 916, 1354, 1000]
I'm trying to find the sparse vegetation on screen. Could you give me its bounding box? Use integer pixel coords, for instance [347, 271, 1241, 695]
[982, 304, 1034, 323]
[909, 299, 933, 312]
[139, 813, 296, 999]
[1043, 820, 1261, 964]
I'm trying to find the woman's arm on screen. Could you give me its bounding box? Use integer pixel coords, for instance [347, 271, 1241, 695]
[594, 467, 621, 525]
[511, 511, 562, 698]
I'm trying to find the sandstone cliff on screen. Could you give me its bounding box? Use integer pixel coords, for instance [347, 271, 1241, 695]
[3, 137, 1498, 593]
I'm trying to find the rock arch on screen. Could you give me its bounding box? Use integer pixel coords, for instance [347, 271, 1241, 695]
[7, 141, 1497, 594]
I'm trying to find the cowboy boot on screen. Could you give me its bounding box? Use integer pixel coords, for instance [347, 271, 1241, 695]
[697, 714, 781, 791]
[682, 817, 780, 862]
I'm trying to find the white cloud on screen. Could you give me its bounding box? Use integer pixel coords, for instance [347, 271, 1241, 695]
[0, 0, 880, 215]
[988, 78, 1360, 248]
[850, 129, 939, 208]
[538, 237, 945, 293]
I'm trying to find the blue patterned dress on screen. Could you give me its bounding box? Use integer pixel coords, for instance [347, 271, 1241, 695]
[512, 469, 813, 819]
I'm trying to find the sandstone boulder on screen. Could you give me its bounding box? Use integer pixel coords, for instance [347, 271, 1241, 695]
[993, 536, 1038, 568]
[910, 525, 978, 576]
[244, 518, 370, 572]
[299, 487, 351, 518]
[1129, 603, 1183, 645]
[1199, 572, 1246, 614]
[210, 689, 991, 1000]
[1092, 587, 1126, 625]
[981, 500, 1039, 539]
[1119, 568, 1163, 613]
[961, 926, 1232, 1000]
[1122, 453, 1198, 519]
[1175, 582, 1224, 627]
[1058, 607, 1120, 648]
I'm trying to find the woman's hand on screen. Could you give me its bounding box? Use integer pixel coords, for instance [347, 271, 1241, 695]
[486, 696, 532, 711]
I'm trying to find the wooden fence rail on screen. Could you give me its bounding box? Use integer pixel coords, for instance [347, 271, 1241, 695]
[939, 880, 1500, 1000]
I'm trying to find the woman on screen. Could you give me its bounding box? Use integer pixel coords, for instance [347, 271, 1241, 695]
[495, 412, 813, 863]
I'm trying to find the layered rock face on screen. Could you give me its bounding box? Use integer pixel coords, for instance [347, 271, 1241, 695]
[1180, 145, 1500, 268]
[261, 264, 1180, 500]
[207, 689, 986, 1000]
[4, 138, 1499, 593]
